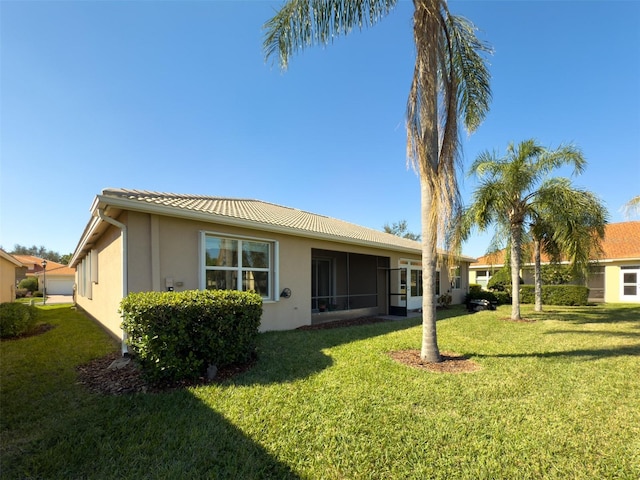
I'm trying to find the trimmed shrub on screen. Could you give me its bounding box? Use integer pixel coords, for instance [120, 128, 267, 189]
[487, 268, 523, 292]
[33, 291, 43, 298]
[541, 264, 574, 285]
[15, 288, 28, 299]
[493, 291, 511, 305]
[18, 277, 38, 293]
[120, 289, 263, 384]
[0, 303, 40, 338]
[520, 285, 589, 306]
[466, 284, 511, 306]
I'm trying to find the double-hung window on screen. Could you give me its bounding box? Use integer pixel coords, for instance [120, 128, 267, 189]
[203, 234, 275, 299]
[450, 266, 461, 290]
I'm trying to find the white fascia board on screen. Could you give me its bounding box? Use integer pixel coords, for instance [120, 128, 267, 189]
[69, 214, 102, 268]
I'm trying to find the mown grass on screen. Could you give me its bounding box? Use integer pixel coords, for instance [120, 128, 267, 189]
[1, 303, 639, 479]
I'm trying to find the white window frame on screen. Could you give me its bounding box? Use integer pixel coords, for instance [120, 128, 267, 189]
[450, 265, 461, 290]
[620, 265, 640, 302]
[199, 231, 279, 301]
[90, 249, 99, 284]
[476, 270, 491, 289]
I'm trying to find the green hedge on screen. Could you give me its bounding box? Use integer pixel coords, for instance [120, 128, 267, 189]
[0, 302, 40, 338]
[466, 284, 511, 306]
[520, 285, 589, 306]
[120, 289, 262, 383]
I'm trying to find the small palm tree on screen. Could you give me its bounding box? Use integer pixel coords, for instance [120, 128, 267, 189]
[264, 0, 491, 362]
[530, 181, 608, 311]
[464, 139, 589, 320]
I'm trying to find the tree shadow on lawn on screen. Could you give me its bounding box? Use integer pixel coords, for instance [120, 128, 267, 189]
[533, 305, 640, 325]
[13, 391, 301, 480]
[468, 344, 640, 362]
[233, 316, 423, 386]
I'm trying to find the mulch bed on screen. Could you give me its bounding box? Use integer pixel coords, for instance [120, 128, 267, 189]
[75, 352, 256, 395]
[388, 350, 481, 374]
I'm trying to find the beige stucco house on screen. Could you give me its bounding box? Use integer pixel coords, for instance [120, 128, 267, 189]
[468, 221, 640, 303]
[71, 189, 475, 344]
[0, 250, 24, 303]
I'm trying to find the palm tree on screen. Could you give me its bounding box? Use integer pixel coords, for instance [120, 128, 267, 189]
[464, 139, 588, 320]
[623, 195, 640, 219]
[264, 0, 491, 362]
[529, 181, 608, 311]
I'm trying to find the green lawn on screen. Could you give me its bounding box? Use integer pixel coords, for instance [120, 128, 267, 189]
[1, 303, 639, 479]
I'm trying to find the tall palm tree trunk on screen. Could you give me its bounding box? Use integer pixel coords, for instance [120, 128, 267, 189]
[534, 238, 543, 312]
[414, 0, 442, 363]
[420, 177, 441, 363]
[510, 224, 522, 320]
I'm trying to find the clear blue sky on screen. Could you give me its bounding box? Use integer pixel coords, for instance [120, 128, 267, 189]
[1, 0, 639, 258]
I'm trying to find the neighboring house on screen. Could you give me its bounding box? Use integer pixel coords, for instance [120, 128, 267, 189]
[13, 255, 76, 295]
[70, 188, 475, 343]
[468, 221, 640, 303]
[34, 263, 76, 295]
[0, 250, 25, 303]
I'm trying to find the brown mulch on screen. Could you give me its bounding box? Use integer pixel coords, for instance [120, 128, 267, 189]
[75, 352, 256, 395]
[76, 316, 476, 395]
[501, 317, 536, 323]
[388, 349, 481, 373]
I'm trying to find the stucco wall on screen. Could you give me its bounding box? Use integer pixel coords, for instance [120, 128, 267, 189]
[75, 222, 124, 340]
[0, 257, 17, 303]
[133, 213, 421, 331]
[604, 261, 640, 303]
[76, 210, 474, 338]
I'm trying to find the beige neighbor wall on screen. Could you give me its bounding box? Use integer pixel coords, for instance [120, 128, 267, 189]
[75, 222, 124, 340]
[0, 257, 17, 303]
[604, 261, 640, 303]
[124, 212, 422, 331]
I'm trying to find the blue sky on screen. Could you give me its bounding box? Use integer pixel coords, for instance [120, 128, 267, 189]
[1, 0, 639, 258]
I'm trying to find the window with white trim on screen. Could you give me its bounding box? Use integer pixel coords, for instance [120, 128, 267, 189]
[203, 234, 274, 299]
[476, 270, 491, 289]
[450, 266, 461, 290]
[620, 266, 640, 301]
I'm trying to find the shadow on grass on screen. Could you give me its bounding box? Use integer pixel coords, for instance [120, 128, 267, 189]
[469, 344, 640, 362]
[545, 329, 640, 338]
[533, 304, 640, 324]
[233, 316, 423, 385]
[227, 305, 472, 386]
[7, 390, 300, 479]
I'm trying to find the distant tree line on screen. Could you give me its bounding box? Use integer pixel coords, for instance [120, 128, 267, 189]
[6, 244, 72, 265]
[383, 220, 421, 241]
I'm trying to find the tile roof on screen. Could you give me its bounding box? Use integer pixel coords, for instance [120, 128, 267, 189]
[13, 255, 75, 275]
[0, 249, 24, 267]
[471, 221, 640, 266]
[96, 188, 472, 259]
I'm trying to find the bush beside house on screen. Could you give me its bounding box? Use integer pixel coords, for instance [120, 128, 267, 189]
[520, 285, 589, 306]
[0, 303, 40, 338]
[120, 289, 262, 383]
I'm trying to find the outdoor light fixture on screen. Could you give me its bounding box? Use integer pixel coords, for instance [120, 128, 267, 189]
[42, 260, 47, 305]
[280, 288, 291, 298]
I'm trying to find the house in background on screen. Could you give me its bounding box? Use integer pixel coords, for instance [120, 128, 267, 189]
[13, 255, 76, 295]
[70, 188, 475, 343]
[468, 221, 640, 303]
[0, 250, 25, 302]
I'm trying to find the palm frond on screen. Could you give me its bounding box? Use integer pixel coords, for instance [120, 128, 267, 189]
[263, 0, 397, 69]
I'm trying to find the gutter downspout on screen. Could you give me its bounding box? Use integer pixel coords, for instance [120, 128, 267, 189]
[97, 208, 129, 356]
